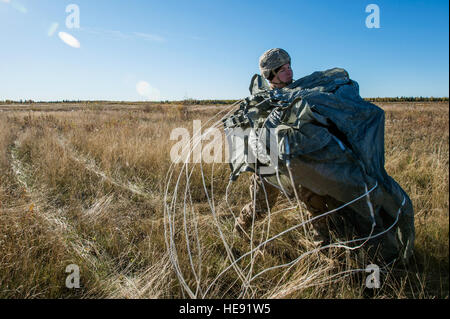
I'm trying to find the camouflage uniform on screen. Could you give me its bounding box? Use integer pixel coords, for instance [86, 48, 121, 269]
[235, 48, 332, 242]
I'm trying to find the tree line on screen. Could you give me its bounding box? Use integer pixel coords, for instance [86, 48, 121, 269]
[1, 97, 448, 105]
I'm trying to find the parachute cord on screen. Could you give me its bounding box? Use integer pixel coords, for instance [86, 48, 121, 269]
[329, 195, 405, 250]
[199, 145, 250, 294]
[225, 177, 234, 216]
[250, 187, 406, 283]
[286, 163, 309, 238]
[275, 167, 294, 206]
[163, 100, 244, 298]
[183, 163, 202, 297]
[284, 135, 309, 238]
[256, 174, 272, 253]
[204, 181, 378, 297]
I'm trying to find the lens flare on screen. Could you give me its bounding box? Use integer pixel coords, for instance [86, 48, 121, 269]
[58, 31, 80, 48]
[11, 1, 27, 14]
[48, 22, 59, 37]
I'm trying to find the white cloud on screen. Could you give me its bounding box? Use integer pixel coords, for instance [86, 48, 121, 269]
[58, 31, 81, 48]
[136, 81, 161, 101]
[190, 35, 205, 41]
[133, 32, 166, 43]
[80, 27, 166, 43]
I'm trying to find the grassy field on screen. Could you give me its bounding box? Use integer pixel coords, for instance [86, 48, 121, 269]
[0, 101, 448, 299]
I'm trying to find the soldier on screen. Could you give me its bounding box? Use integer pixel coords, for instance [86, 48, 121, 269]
[235, 48, 331, 244]
[259, 48, 294, 89]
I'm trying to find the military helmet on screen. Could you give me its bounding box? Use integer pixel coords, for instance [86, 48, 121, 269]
[259, 48, 291, 80]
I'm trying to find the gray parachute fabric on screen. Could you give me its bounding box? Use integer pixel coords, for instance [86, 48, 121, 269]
[223, 68, 415, 264]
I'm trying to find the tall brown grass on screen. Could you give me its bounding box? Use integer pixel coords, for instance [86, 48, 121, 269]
[0, 101, 448, 298]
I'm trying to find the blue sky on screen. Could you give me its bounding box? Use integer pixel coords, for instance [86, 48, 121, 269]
[0, 0, 448, 101]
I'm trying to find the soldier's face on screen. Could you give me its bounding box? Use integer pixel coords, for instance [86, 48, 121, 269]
[276, 63, 293, 84]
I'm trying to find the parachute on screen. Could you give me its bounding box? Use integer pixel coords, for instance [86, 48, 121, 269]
[223, 68, 415, 264]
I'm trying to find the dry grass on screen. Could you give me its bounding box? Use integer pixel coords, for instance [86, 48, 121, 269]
[0, 101, 448, 299]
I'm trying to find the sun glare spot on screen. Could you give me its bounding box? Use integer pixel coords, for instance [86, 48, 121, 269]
[58, 31, 81, 48]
